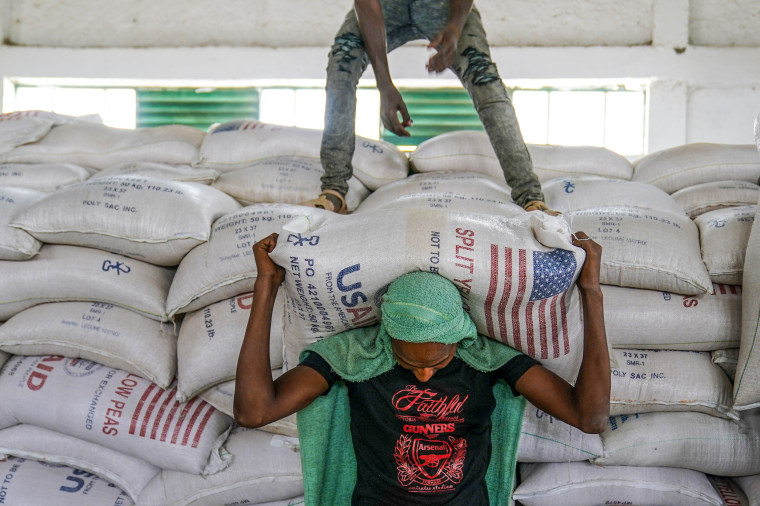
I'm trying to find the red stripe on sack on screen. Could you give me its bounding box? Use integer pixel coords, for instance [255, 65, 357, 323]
[170, 399, 197, 445]
[538, 298, 549, 360]
[560, 292, 569, 355]
[181, 401, 209, 447]
[191, 404, 216, 449]
[525, 301, 535, 357]
[140, 386, 167, 438]
[485, 244, 499, 339]
[129, 383, 157, 436]
[717, 284, 727, 294]
[549, 295, 560, 359]
[498, 248, 513, 348]
[511, 250, 527, 351]
[160, 399, 183, 442]
[151, 386, 177, 440]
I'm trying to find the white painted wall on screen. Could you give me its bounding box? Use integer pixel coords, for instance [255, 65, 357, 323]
[1, 0, 760, 154]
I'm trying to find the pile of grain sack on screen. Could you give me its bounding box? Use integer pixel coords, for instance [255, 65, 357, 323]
[0, 109, 759, 505]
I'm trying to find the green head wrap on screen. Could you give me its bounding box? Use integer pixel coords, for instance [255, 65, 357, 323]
[378, 271, 477, 347]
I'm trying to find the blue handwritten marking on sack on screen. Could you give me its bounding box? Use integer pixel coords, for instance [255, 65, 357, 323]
[287, 233, 320, 247]
[102, 260, 131, 275]
[362, 141, 384, 154]
[563, 180, 576, 193]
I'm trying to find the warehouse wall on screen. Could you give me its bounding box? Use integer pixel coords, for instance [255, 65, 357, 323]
[1, 0, 759, 153]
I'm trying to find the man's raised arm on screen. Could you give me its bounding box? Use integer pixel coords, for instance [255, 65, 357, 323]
[514, 231, 611, 434]
[233, 233, 329, 428]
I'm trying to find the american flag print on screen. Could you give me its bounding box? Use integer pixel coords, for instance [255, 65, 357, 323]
[484, 245, 577, 360]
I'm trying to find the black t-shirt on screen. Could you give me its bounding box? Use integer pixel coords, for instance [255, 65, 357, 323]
[301, 350, 538, 505]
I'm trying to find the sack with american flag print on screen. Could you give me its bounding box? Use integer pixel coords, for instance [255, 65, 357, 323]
[270, 208, 586, 381]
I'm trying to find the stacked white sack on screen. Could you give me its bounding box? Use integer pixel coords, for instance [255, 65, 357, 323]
[602, 283, 741, 351]
[194, 120, 409, 191]
[0, 424, 160, 502]
[409, 130, 634, 182]
[10, 174, 241, 267]
[513, 462, 730, 506]
[0, 186, 45, 260]
[593, 410, 760, 476]
[734, 474, 760, 506]
[0, 162, 93, 191]
[0, 355, 233, 475]
[632, 143, 760, 194]
[0, 110, 91, 154]
[712, 348, 739, 381]
[542, 176, 713, 295]
[270, 209, 586, 380]
[0, 244, 173, 321]
[175, 292, 284, 403]
[735, 198, 760, 410]
[0, 301, 177, 388]
[92, 161, 219, 185]
[167, 203, 326, 316]
[695, 205, 755, 285]
[0, 351, 8, 370]
[354, 171, 523, 216]
[0, 122, 205, 170]
[137, 427, 304, 506]
[672, 180, 760, 219]
[211, 156, 369, 212]
[0, 455, 134, 505]
[607, 348, 737, 420]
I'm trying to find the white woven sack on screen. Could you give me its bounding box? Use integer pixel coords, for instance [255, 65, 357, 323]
[632, 143, 760, 194]
[518, 402, 603, 463]
[696, 205, 755, 285]
[0, 424, 159, 502]
[176, 292, 284, 403]
[137, 427, 303, 506]
[93, 161, 219, 185]
[167, 204, 324, 317]
[735, 200, 760, 409]
[542, 176, 685, 214]
[211, 156, 369, 211]
[409, 130, 633, 181]
[734, 474, 760, 506]
[706, 475, 751, 506]
[602, 283, 741, 351]
[0, 162, 93, 192]
[195, 120, 409, 190]
[0, 301, 176, 388]
[0, 122, 205, 170]
[0, 355, 233, 475]
[10, 175, 241, 267]
[609, 348, 737, 419]
[514, 462, 724, 506]
[0, 244, 173, 322]
[712, 348, 738, 381]
[0, 186, 45, 260]
[355, 171, 522, 216]
[0, 110, 56, 154]
[672, 180, 760, 218]
[566, 206, 713, 295]
[0, 456, 134, 505]
[272, 209, 585, 381]
[0, 351, 8, 371]
[594, 410, 760, 476]
[198, 377, 298, 438]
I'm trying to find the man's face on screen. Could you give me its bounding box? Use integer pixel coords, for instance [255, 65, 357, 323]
[390, 339, 457, 383]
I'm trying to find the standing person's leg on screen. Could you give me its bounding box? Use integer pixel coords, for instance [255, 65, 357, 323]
[307, 10, 370, 213]
[449, 8, 547, 210]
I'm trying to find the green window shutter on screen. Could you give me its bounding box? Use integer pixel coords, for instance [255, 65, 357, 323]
[381, 87, 483, 147]
[135, 88, 259, 131]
